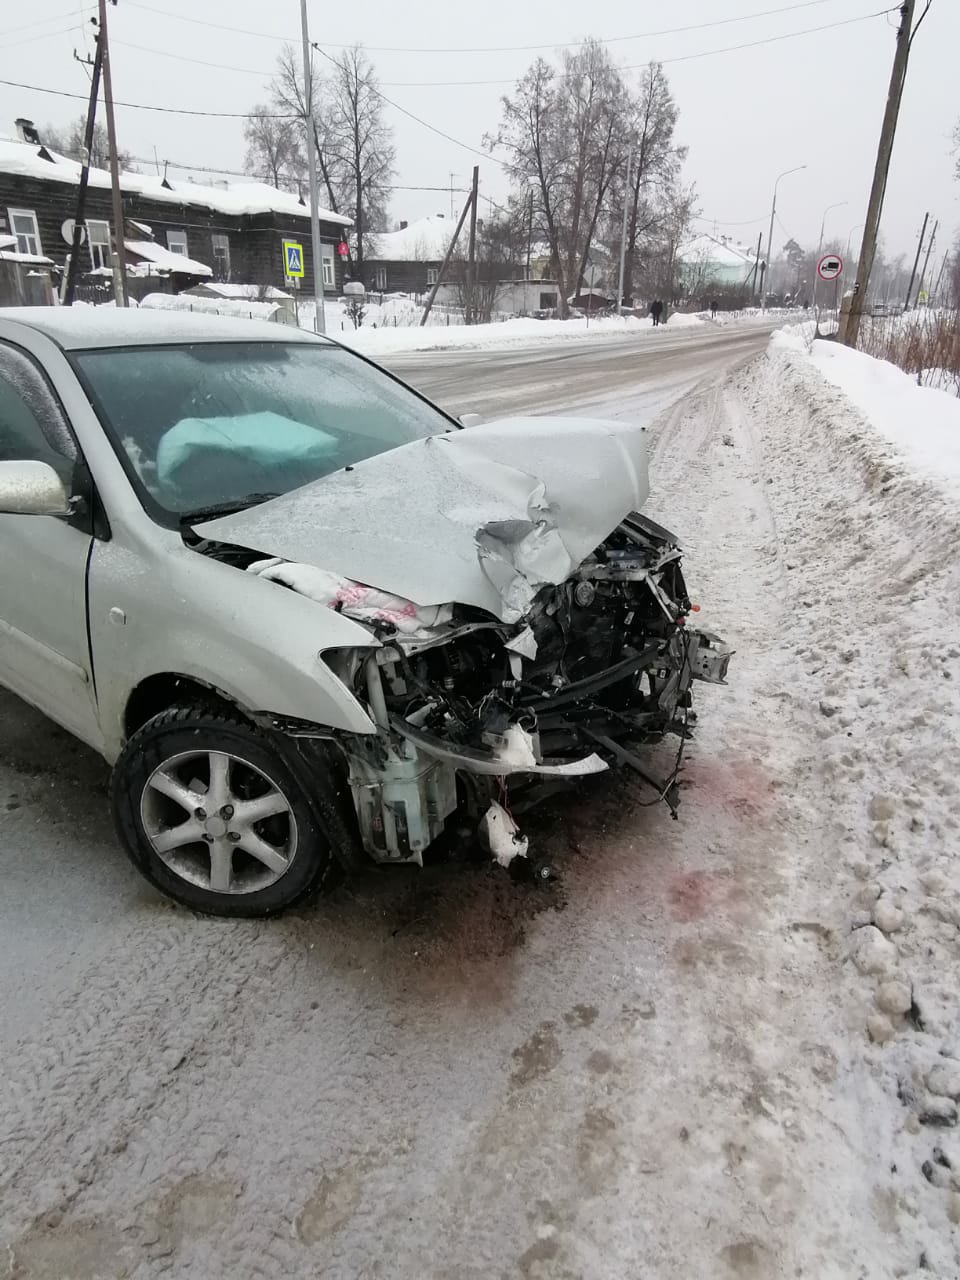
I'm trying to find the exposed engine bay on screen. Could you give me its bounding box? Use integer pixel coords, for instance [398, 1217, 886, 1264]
[193, 413, 733, 876]
[232, 513, 731, 872]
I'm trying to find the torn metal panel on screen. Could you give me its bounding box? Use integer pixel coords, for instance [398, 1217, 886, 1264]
[201, 416, 650, 622]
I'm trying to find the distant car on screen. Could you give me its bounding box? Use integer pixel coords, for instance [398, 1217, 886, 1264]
[0, 309, 731, 916]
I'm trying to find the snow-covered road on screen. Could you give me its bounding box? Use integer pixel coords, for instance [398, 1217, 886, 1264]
[1, 325, 955, 1278]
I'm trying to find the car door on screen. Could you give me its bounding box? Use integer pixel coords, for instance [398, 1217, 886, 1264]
[0, 340, 101, 748]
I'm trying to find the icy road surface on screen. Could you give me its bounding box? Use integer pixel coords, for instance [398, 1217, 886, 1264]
[0, 322, 931, 1278]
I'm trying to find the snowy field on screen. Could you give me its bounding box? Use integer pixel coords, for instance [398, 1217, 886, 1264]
[2, 321, 960, 1275]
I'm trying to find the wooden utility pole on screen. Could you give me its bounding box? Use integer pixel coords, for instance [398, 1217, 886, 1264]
[749, 232, 763, 298]
[98, 0, 128, 307]
[903, 211, 929, 311]
[464, 165, 479, 325]
[63, 31, 104, 306]
[842, 0, 918, 346]
[915, 217, 938, 306]
[420, 185, 475, 326]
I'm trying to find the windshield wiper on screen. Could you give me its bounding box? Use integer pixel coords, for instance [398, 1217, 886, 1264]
[179, 493, 281, 525]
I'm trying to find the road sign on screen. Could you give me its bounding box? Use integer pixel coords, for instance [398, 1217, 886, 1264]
[337, 241, 350, 260]
[282, 239, 304, 278]
[817, 253, 843, 281]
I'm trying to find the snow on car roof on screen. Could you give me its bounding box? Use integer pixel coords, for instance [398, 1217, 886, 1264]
[0, 136, 352, 226]
[0, 307, 335, 350]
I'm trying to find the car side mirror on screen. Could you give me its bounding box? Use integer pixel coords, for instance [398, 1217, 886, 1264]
[0, 460, 72, 516]
[459, 413, 483, 428]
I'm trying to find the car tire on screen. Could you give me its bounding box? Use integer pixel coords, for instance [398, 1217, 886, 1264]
[111, 705, 344, 917]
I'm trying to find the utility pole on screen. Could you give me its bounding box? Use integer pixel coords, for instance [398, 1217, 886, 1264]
[63, 30, 103, 306]
[616, 144, 632, 315]
[98, 0, 128, 306]
[842, 0, 919, 346]
[903, 211, 929, 311]
[464, 164, 479, 325]
[749, 232, 763, 299]
[300, 0, 326, 334]
[420, 185, 474, 326]
[915, 217, 938, 306]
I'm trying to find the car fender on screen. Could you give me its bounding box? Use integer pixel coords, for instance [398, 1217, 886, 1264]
[88, 532, 377, 762]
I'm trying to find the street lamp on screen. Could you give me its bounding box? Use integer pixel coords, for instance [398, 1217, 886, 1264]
[762, 165, 806, 311]
[813, 200, 847, 309]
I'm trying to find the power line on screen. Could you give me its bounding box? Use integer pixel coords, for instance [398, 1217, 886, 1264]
[121, 0, 848, 55]
[0, 78, 296, 118]
[126, 153, 474, 195]
[1, 6, 894, 131]
[2, 6, 93, 38]
[6, 20, 86, 49]
[311, 43, 502, 168]
[111, 7, 893, 93]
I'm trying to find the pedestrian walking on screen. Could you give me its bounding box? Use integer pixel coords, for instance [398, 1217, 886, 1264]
[650, 299, 664, 327]
[710, 299, 718, 319]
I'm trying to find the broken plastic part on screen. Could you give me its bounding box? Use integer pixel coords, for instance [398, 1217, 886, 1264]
[479, 800, 529, 868]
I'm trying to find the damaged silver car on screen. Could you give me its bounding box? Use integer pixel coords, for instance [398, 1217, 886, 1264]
[0, 309, 731, 916]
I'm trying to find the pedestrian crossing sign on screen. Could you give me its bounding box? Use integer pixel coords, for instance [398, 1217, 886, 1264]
[282, 239, 304, 278]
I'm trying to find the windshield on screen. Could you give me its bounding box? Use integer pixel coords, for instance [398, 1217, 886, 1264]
[72, 341, 454, 523]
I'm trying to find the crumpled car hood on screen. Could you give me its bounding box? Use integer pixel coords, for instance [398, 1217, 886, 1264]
[202, 415, 649, 622]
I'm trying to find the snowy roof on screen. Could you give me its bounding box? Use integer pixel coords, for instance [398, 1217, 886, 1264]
[677, 234, 757, 268]
[125, 239, 213, 277]
[369, 215, 455, 263]
[0, 137, 352, 226]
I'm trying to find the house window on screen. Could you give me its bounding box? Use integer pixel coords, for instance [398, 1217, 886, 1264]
[211, 233, 230, 281]
[426, 267, 439, 286]
[8, 208, 41, 256]
[320, 247, 335, 289]
[86, 220, 111, 271]
[166, 229, 188, 256]
[375, 266, 387, 291]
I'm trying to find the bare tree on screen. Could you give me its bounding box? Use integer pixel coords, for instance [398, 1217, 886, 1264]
[320, 45, 396, 267]
[43, 116, 134, 170]
[616, 63, 685, 304]
[242, 107, 300, 190]
[450, 214, 522, 322]
[489, 41, 630, 318]
[269, 45, 341, 214]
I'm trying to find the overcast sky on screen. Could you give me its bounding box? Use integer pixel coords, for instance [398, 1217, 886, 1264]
[4, 0, 957, 264]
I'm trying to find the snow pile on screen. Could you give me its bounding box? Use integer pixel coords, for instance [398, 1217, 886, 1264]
[317, 309, 705, 356]
[741, 333, 960, 1271]
[773, 328, 960, 492]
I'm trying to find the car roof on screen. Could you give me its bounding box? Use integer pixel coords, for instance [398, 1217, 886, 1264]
[0, 306, 335, 351]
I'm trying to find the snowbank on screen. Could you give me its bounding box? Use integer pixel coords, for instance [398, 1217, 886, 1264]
[312, 309, 705, 355]
[742, 332, 960, 1270]
[773, 328, 960, 495]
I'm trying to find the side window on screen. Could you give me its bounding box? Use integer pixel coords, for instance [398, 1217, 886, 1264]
[0, 344, 78, 482]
